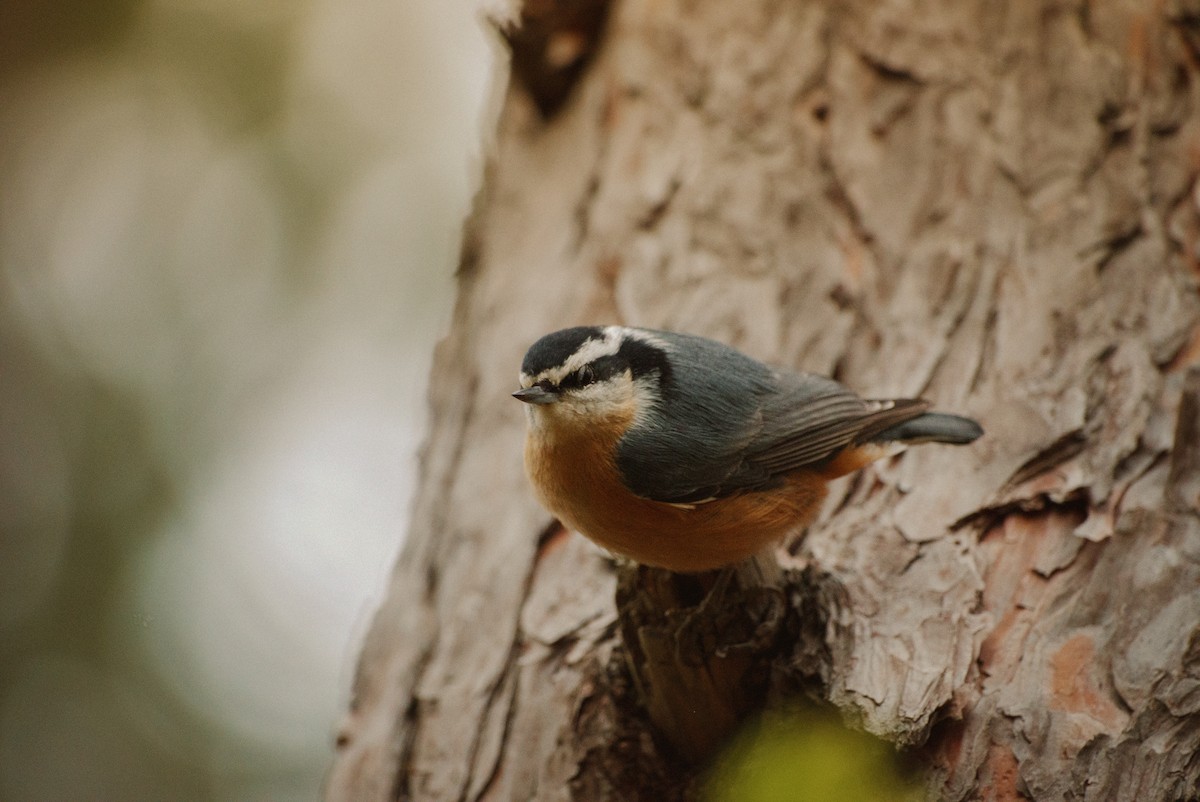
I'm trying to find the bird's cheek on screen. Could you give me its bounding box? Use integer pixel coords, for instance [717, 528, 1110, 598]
[526, 403, 573, 431]
[525, 404, 555, 428]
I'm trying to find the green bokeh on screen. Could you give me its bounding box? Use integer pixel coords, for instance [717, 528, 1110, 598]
[705, 708, 923, 802]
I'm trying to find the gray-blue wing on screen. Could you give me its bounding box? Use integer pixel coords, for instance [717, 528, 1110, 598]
[613, 330, 925, 503]
[738, 373, 929, 477]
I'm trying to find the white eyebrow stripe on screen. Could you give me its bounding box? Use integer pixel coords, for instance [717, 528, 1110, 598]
[566, 329, 622, 370]
[529, 328, 624, 386]
[616, 326, 671, 352]
[519, 326, 670, 389]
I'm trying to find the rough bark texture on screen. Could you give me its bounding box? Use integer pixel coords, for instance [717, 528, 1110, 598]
[328, 0, 1200, 800]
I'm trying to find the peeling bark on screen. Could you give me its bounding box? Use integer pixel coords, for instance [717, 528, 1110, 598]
[328, 1, 1200, 800]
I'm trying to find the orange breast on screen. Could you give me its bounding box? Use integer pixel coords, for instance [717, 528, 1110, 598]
[524, 423, 828, 572]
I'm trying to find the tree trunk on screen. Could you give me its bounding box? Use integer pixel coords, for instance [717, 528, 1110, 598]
[327, 1, 1200, 800]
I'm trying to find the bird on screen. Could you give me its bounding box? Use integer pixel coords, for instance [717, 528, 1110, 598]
[513, 325, 983, 573]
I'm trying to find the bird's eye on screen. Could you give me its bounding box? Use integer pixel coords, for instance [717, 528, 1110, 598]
[558, 365, 595, 391]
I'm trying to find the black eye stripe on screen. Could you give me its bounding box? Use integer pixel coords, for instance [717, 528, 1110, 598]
[587, 355, 624, 384]
[615, 337, 672, 395]
[558, 369, 592, 390]
[558, 356, 623, 390]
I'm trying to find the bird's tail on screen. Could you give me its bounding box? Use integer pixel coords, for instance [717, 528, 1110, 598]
[817, 405, 982, 480]
[871, 411, 983, 445]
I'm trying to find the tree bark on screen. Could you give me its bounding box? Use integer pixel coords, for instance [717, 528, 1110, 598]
[327, 1, 1200, 800]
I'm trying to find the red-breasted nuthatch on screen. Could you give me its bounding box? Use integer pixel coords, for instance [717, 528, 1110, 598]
[514, 326, 983, 572]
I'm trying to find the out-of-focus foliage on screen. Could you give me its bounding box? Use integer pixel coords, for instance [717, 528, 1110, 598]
[705, 707, 924, 802]
[0, 0, 494, 798]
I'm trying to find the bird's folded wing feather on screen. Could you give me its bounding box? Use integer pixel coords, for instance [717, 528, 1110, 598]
[617, 370, 927, 503]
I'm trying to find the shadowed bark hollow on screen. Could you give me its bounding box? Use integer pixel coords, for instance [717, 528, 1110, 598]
[328, 0, 1200, 799]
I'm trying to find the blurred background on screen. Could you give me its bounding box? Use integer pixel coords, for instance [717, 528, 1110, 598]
[0, 0, 495, 797]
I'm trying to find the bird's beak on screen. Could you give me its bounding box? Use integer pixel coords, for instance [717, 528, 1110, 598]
[512, 386, 559, 405]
